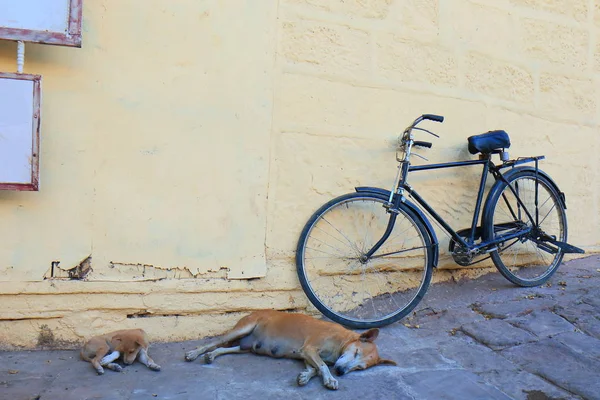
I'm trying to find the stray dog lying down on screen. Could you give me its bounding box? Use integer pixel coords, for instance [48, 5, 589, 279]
[81, 329, 161, 375]
[185, 310, 396, 390]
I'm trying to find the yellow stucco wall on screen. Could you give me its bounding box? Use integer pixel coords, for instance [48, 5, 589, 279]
[0, 0, 598, 348]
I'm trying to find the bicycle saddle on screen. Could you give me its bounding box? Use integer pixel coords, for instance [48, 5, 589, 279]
[467, 130, 511, 155]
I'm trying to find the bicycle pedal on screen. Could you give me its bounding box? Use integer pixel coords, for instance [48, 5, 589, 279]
[539, 236, 585, 254]
[548, 240, 584, 254]
[535, 242, 558, 254]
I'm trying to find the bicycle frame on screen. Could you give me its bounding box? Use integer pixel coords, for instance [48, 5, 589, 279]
[363, 155, 545, 262]
[407, 159, 491, 249]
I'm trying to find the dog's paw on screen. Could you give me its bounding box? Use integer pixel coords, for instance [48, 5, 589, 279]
[297, 371, 312, 386]
[96, 367, 105, 375]
[109, 363, 123, 373]
[204, 352, 215, 364]
[184, 350, 199, 362]
[323, 376, 338, 390]
[149, 363, 161, 371]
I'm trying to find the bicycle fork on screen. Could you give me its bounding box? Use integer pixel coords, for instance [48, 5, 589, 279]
[362, 161, 408, 261]
[362, 211, 399, 261]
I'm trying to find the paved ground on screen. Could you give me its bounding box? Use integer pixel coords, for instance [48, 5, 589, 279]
[1, 255, 599, 400]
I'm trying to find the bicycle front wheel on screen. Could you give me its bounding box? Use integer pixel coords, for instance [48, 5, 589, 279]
[485, 170, 567, 287]
[296, 192, 434, 329]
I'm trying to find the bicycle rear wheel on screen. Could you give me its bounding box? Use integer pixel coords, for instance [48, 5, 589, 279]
[296, 192, 434, 329]
[484, 170, 567, 286]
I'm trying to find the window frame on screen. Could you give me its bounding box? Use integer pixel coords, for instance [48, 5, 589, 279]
[0, 72, 42, 191]
[0, 0, 83, 47]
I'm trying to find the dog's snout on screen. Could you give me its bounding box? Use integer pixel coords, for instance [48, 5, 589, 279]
[335, 366, 345, 376]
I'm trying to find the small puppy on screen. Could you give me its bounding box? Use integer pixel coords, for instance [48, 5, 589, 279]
[185, 310, 396, 390]
[80, 328, 161, 375]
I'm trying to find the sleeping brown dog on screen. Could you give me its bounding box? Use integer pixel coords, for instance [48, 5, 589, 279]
[185, 310, 396, 390]
[80, 329, 161, 375]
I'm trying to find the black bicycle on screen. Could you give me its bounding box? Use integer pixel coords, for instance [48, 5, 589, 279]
[296, 114, 585, 329]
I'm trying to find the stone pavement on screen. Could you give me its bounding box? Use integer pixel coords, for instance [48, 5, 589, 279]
[1, 255, 599, 400]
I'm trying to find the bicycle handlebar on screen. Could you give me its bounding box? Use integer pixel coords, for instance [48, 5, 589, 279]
[396, 114, 444, 162]
[398, 114, 444, 157]
[406, 114, 445, 133]
[422, 114, 444, 123]
[404, 114, 444, 137]
[413, 141, 432, 148]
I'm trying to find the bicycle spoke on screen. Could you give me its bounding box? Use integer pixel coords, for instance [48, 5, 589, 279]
[328, 219, 364, 255]
[361, 209, 373, 253]
[305, 246, 350, 259]
[371, 267, 402, 315]
[537, 194, 552, 211]
[511, 241, 520, 268]
[307, 235, 352, 258]
[305, 256, 349, 261]
[313, 224, 359, 254]
[382, 222, 417, 246]
[361, 267, 377, 317]
[369, 245, 428, 259]
[538, 202, 557, 227]
[533, 240, 552, 264]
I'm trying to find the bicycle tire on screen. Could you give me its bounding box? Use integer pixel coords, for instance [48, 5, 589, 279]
[296, 192, 434, 329]
[484, 169, 567, 286]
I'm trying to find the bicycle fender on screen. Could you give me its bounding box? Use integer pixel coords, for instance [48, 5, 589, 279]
[488, 166, 566, 209]
[481, 167, 566, 241]
[355, 186, 439, 267]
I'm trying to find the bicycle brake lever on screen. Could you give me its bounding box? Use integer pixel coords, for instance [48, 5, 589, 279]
[412, 127, 440, 138]
[412, 152, 429, 161]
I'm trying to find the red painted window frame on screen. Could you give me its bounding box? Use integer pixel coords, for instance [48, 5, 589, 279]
[0, 0, 83, 47]
[0, 72, 42, 191]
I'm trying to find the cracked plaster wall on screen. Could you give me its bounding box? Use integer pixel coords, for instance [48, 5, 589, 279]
[0, 0, 599, 348]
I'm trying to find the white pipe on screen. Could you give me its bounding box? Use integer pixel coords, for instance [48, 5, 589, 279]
[17, 41, 25, 73]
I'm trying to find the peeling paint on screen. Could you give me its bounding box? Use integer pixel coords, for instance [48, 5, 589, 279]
[43, 256, 92, 280]
[41, 257, 231, 282]
[92, 262, 230, 281]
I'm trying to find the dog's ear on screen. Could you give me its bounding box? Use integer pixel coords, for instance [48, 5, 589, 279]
[359, 328, 380, 342]
[136, 331, 149, 348]
[378, 358, 397, 366]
